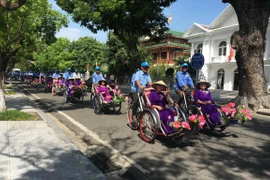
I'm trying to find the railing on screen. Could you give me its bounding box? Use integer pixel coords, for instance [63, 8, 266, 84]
[211, 56, 236, 63]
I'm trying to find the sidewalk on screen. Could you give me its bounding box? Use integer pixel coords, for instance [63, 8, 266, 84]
[1, 90, 107, 180]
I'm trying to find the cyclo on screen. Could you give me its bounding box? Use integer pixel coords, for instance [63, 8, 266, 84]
[180, 80, 241, 133]
[63, 77, 85, 103]
[127, 81, 190, 143]
[91, 79, 122, 114]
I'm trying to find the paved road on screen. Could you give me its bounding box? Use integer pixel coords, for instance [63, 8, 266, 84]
[19, 85, 270, 180]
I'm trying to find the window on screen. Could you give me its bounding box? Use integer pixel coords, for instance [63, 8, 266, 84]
[152, 53, 158, 60]
[195, 44, 203, 54]
[219, 41, 227, 56]
[161, 52, 167, 59]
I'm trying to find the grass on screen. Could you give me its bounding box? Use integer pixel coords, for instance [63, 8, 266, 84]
[4, 86, 12, 89]
[4, 90, 16, 95]
[0, 110, 39, 121]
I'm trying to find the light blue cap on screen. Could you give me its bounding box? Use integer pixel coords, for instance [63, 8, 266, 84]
[182, 63, 188, 67]
[95, 67, 100, 71]
[141, 62, 149, 67]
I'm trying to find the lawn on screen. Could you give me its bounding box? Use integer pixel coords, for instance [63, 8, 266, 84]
[0, 110, 39, 121]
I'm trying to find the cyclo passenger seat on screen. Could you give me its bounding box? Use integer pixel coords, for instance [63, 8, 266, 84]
[143, 87, 155, 109]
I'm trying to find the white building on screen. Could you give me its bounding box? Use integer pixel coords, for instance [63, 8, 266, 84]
[184, 5, 270, 91]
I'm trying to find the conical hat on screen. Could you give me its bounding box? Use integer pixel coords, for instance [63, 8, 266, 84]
[152, 80, 168, 88]
[195, 79, 211, 89]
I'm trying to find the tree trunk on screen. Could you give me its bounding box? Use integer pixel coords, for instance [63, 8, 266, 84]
[0, 53, 7, 112]
[0, 0, 27, 11]
[223, 0, 270, 111]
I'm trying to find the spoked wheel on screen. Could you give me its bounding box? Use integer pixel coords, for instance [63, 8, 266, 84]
[80, 93, 84, 103]
[114, 102, 122, 114]
[210, 111, 227, 133]
[89, 93, 94, 108]
[63, 91, 68, 103]
[93, 96, 102, 114]
[139, 111, 157, 143]
[185, 105, 202, 133]
[127, 103, 139, 130]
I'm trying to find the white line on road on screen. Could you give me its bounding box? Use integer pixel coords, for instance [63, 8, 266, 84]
[25, 89, 150, 175]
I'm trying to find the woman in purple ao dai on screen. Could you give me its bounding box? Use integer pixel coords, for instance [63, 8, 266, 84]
[193, 80, 221, 124]
[97, 79, 111, 103]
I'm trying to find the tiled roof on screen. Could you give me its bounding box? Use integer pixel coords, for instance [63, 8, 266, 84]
[166, 30, 185, 37]
[144, 42, 190, 49]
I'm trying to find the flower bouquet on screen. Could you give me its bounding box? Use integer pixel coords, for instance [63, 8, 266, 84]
[188, 114, 206, 130]
[220, 102, 252, 124]
[56, 84, 64, 93]
[169, 121, 191, 131]
[112, 86, 127, 104]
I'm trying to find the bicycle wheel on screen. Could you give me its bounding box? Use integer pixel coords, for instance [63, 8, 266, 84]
[127, 103, 139, 130]
[114, 102, 122, 114]
[185, 105, 202, 133]
[63, 90, 68, 103]
[93, 96, 102, 114]
[139, 111, 157, 143]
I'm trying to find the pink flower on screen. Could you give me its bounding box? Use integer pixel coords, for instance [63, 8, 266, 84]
[125, 96, 129, 102]
[247, 114, 252, 120]
[117, 90, 121, 94]
[188, 114, 198, 122]
[181, 122, 191, 130]
[228, 102, 236, 108]
[230, 108, 237, 117]
[115, 85, 119, 89]
[113, 89, 116, 93]
[198, 121, 205, 129]
[119, 93, 123, 97]
[106, 95, 112, 99]
[198, 115, 205, 122]
[221, 106, 230, 115]
[172, 121, 181, 129]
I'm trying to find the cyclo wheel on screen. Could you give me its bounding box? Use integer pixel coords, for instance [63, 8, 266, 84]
[89, 93, 94, 108]
[93, 96, 102, 114]
[63, 90, 68, 103]
[127, 103, 139, 130]
[185, 105, 202, 133]
[114, 102, 122, 114]
[139, 110, 157, 143]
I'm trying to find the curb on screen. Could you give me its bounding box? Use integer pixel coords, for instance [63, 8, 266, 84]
[18, 85, 152, 180]
[12, 87, 107, 180]
[256, 110, 270, 116]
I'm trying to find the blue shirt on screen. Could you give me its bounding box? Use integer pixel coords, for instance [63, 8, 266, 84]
[173, 71, 194, 91]
[134, 70, 152, 92]
[131, 73, 137, 92]
[92, 72, 104, 84]
[52, 73, 60, 79]
[63, 72, 72, 80]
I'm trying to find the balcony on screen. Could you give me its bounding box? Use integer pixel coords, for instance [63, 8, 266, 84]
[154, 59, 175, 64]
[211, 56, 236, 63]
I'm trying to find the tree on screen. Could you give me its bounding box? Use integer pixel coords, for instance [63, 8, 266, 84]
[71, 37, 105, 73]
[106, 32, 152, 76]
[222, 0, 270, 110]
[0, 0, 67, 111]
[56, 0, 175, 64]
[0, 0, 27, 11]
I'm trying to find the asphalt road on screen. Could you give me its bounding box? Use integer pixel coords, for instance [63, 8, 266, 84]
[18, 85, 270, 180]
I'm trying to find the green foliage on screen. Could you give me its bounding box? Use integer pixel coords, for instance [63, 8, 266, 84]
[149, 63, 172, 79]
[71, 37, 106, 72]
[0, 0, 68, 72]
[56, 0, 176, 44]
[105, 32, 152, 76]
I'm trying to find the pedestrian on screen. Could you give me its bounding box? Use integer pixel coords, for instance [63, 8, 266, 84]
[173, 63, 194, 104]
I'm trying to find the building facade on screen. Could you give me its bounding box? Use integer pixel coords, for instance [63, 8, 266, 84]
[142, 30, 190, 64]
[184, 5, 270, 91]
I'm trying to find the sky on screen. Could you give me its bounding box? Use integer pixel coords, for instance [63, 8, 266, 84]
[49, 0, 229, 43]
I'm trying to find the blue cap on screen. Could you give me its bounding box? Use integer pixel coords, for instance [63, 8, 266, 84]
[95, 67, 100, 71]
[182, 63, 188, 67]
[67, 68, 71, 71]
[141, 62, 149, 67]
[75, 69, 78, 72]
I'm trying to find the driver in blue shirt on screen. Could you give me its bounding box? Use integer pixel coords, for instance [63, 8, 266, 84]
[173, 63, 194, 104]
[92, 67, 104, 85]
[63, 68, 72, 80]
